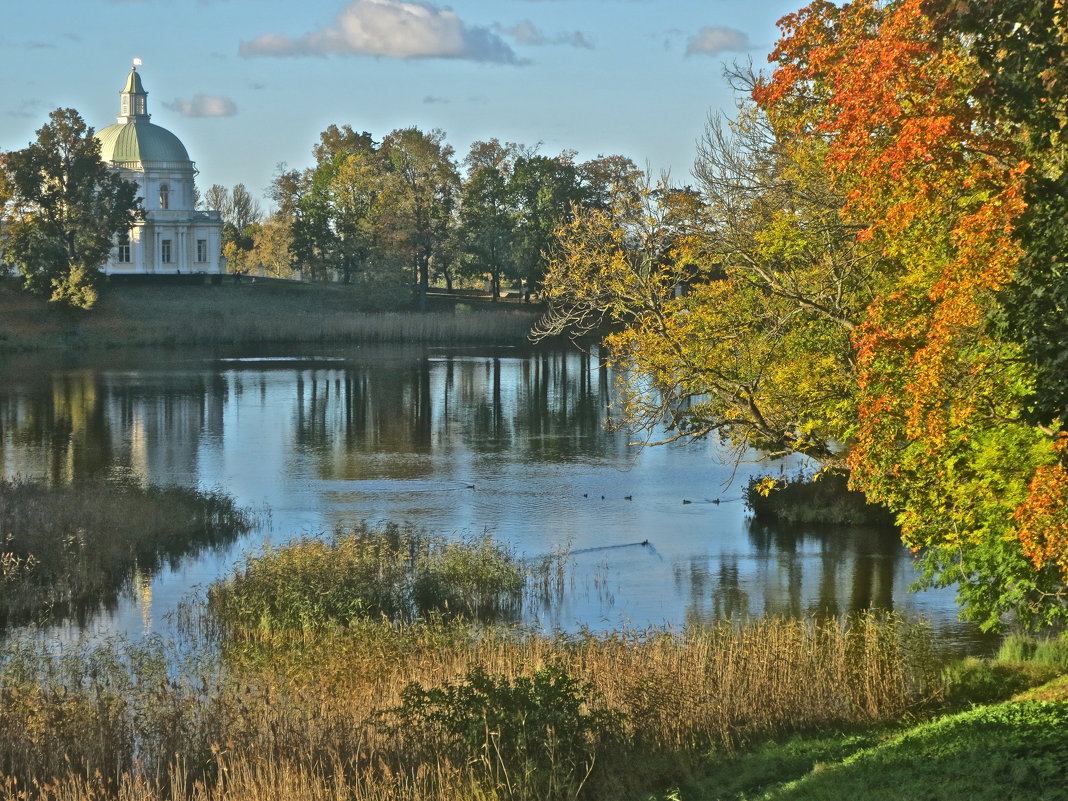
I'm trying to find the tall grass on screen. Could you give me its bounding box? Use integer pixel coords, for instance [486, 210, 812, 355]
[207, 524, 533, 632]
[0, 613, 940, 801]
[0, 281, 542, 351]
[0, 478, 253, 628]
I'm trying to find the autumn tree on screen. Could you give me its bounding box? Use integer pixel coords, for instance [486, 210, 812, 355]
[755, 0, 1067, 627]
[1, 108, 140, 308]
[537, 88, 877, 467]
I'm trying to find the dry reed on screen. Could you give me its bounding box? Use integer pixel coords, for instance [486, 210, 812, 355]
[0, 613, 939, 801]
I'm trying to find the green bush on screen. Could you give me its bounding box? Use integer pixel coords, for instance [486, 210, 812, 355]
[391, 664, 618, 801]
[745, 470, 894, 526]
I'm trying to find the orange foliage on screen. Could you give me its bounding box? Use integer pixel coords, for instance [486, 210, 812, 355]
[756, 0, 1064, 578]
[1017, 436, 1068, 581]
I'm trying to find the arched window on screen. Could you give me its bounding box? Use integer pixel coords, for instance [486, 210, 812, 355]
[159, 184, 169, 210]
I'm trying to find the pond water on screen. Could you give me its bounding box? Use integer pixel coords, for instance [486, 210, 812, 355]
[0, 345, 989, 650]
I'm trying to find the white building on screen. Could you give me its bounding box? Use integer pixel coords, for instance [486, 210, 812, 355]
[96, 66, 224, 276]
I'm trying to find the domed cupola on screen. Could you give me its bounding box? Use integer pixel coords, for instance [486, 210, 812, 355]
[95, 64, 193, 168]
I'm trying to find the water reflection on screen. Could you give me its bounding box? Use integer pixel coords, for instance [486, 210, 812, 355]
[0, 346, 986, 650]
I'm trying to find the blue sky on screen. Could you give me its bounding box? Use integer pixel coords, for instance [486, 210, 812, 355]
[2, 0, 803, 206]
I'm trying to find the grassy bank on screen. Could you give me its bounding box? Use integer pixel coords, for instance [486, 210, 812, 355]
[0, 279, 543, 351]
[0, 478, 253, 628]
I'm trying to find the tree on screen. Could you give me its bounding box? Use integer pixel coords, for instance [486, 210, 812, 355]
[509, 153, 586, 289]
[578, 154, 643, 212]
[229, 184, 262, 233]
[457, 140, 518, 299]
[1, 108, 140, 308]
[202, 183, 231, 218]
[380, 127, 460, 307]
[755, 0, 1067, 628]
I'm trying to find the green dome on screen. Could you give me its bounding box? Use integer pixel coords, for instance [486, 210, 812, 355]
[96, 121, 191, 166]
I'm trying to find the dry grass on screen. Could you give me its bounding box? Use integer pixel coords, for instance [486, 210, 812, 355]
[0, 280, 541, 351]
[0, 613, 940, 801]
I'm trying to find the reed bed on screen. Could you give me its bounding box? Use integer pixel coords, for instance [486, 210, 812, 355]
[0, 281, 542, 351]
[0, 478, 253, 628]
[0, 613, 940, 801]
[0, 523, 941, 800]
[207, 524, 533, 632]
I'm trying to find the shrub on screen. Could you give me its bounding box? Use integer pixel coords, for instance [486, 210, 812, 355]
[745, 470, 894, 526]
[389, 664, 618, 801]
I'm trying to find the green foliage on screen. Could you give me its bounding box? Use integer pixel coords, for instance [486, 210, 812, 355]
[744, 470, 894, 526]
[208, 524, 528, 633]
[0, 108, 141, 308]
[392, 664, 617, 801]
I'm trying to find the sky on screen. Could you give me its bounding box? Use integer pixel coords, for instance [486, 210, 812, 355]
[1, 0, 804, 208]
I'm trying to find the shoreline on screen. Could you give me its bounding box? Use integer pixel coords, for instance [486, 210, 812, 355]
[0, 278, 546, 353]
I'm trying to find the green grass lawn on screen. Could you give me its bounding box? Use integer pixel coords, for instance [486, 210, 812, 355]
[654, 693, 1068, 801]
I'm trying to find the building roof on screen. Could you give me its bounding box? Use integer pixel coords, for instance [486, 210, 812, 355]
[96, 120, 192, 166]
[122, 68, 147, 96]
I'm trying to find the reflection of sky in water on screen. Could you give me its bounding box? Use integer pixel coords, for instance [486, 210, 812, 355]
[0, 346, 990, 653]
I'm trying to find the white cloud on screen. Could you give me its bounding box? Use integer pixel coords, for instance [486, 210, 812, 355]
[239, 0, 519, 64]
[163, 94, 238, 117]
[501, 19, 593, 49]
[686, 26, 751, 57]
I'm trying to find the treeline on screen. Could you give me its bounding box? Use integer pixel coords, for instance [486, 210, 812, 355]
[537, 0, 1068, 631]
[209, 126, 640, 307]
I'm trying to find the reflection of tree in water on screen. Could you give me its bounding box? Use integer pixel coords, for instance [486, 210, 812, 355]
[291, 349, 620, 480]
[748, 520, 899, 617]
[510, 349, 615, 459]
[680, 558, 751, 622]
[0, 363, 222, 486]
[678, 521, 903, 624]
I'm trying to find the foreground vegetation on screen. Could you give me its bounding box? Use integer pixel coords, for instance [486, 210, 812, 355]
[0, 279, 542, 351]
[0, 478, 252, 628]
[1, 524, 1065, 800]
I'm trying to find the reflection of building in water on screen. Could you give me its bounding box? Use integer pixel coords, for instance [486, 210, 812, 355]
[133, 565, 153, 635]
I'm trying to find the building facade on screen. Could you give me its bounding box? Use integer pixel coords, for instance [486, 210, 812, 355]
[96, 66, 224, 276]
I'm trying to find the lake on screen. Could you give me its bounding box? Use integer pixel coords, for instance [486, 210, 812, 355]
[0, 344, 988, 650]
